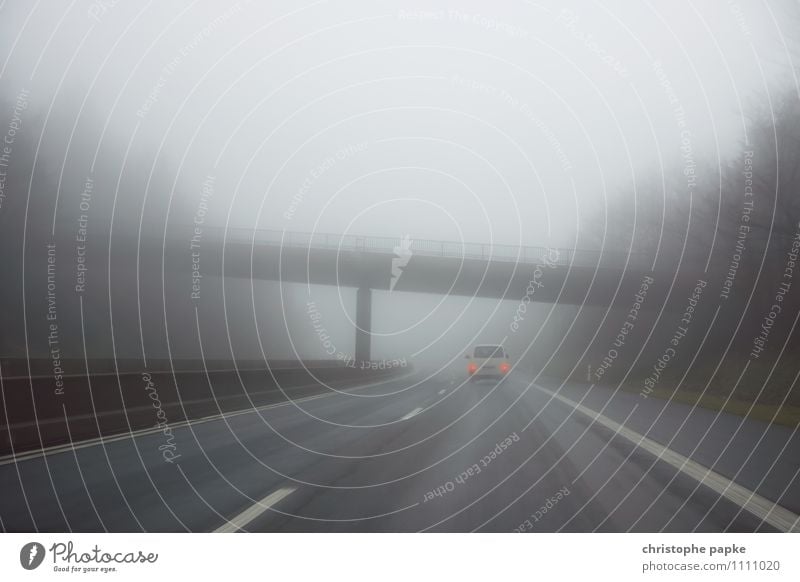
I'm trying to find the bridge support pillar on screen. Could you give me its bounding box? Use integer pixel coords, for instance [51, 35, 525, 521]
[355, 287, 372, 363]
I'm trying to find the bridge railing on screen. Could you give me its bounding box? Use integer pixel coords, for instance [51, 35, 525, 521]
[209, 227, 650, 268]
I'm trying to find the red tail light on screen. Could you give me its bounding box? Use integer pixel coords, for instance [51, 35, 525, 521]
[467, 363, 478, 374]
[499, 362, 510, 374]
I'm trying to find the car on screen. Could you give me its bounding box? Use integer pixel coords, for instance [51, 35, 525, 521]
[465, 345, 511, 381]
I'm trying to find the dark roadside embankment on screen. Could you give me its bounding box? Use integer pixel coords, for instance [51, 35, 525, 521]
[0, 358, 409, 457]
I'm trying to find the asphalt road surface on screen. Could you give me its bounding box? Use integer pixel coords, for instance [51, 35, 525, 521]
[2, 370, 799, 532]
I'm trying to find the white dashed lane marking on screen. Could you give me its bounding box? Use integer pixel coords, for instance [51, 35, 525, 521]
[214, 487, 296, 533]
[401, 407, 423, 420]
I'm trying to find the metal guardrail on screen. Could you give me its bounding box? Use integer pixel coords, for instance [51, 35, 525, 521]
[203, 227, 651, 269]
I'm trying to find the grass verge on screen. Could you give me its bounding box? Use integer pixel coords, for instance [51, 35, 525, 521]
[621, 385, 800, 428]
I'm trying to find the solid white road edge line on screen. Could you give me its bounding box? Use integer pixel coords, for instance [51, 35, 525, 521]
[214, 487, 296, 533]
[0, 370, 416, 466]
[533, 383, 800, 532]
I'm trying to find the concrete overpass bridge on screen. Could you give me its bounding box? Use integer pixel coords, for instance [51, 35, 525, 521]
[173, 227, 656, 362]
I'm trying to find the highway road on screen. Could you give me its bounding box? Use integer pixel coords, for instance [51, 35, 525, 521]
[1, 370, 799, 532]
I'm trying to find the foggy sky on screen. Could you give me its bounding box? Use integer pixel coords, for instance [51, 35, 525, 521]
[1, 1, 795, 244]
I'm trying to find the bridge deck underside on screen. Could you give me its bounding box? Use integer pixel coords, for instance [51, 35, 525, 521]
[222, 244, 649, 306]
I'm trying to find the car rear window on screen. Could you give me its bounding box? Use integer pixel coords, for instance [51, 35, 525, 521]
[474, 346, 504, 358]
